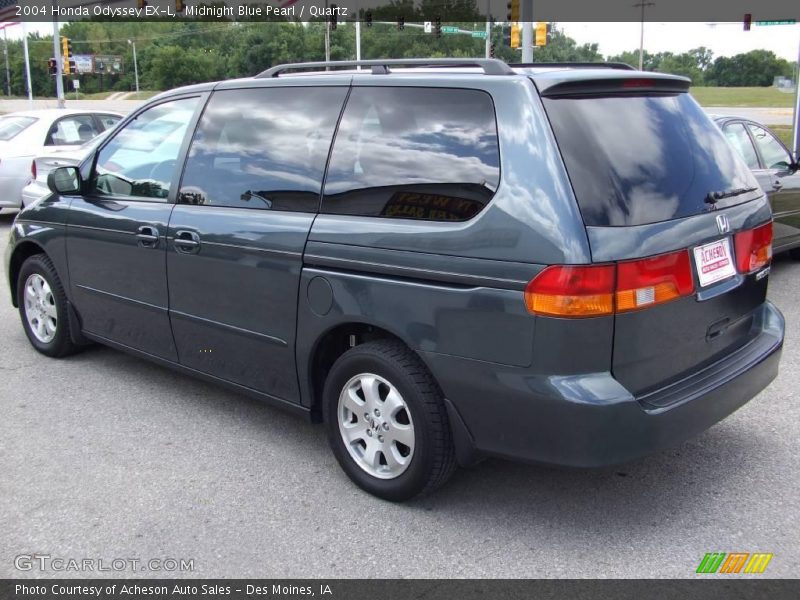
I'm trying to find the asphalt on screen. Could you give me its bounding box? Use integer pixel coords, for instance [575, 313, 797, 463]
[0, 210, 798, 579]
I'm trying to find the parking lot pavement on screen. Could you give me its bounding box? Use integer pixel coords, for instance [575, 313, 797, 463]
[1, 210, 798, 579]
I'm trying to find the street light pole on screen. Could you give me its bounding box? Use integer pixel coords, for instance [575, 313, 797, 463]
[634, 1, 655, 70]
[128, 40, 139, 93]
[51, 19, 64, 108]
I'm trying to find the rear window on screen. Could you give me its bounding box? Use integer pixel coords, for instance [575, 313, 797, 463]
[322, 87, 500, 222]
[543, 93, 759, 227]
[0, 116, 36, 141]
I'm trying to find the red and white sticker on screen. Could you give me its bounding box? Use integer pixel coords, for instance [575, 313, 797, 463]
[693, 238, 736, 287]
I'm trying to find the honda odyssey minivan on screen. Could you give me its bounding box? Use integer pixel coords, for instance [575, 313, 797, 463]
[5, 59, 784, 501]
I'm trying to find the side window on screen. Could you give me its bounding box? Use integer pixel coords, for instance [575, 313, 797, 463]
[748, 124, 792, 169]
[92, 97, 199, 202]
[178, 86, 348, 212]
[322, 87, 500, 222]
[722, 123, 759, 170]
[46, 115, 100, 146]
[97, 114, 122, 131]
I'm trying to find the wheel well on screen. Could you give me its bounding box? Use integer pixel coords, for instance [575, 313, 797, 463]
[309, 323, 405, 418]
[8, 241, 45, 307]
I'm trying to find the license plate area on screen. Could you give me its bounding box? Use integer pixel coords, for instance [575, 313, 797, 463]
[693, 238, 737, 287]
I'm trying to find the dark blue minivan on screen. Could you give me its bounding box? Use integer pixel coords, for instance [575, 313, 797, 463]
[5, 59, 784, 500]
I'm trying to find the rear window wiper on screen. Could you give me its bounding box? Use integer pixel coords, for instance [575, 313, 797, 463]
[705, 186, 758, 207]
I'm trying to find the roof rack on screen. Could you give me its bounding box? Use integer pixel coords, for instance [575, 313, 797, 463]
[510, 62, 636, 71]
[256, 58, 516, 78]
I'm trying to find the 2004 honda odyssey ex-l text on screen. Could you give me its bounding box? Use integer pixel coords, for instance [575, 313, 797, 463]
[5, 59, 784, 501]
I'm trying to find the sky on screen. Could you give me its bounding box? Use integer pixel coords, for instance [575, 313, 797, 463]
[4, 21, 800, 63]
[560, 22, 800, 62]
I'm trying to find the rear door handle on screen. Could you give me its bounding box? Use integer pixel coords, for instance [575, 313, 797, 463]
[772, 180, 783, 191]
[136, 225, 160, 248]
[174, 230, 201, 254]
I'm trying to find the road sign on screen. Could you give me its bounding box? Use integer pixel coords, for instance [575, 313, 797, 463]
[423, 21, 432, 33]
[72, 79, 79, 90]
[471, 31, 487, 39]
[442, 26, 459, 34]
[755, 20, 796, 25]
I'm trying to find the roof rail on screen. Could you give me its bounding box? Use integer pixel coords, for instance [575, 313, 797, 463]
[256, 58, 516, 78]
[510, 62, 636, 71]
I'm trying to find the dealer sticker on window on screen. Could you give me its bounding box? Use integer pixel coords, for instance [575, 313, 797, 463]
[693, 238, 737, 287]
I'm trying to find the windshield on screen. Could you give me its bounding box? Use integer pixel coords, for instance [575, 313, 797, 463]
[0, 116, 37, 141]
[542, 93, 760, 227]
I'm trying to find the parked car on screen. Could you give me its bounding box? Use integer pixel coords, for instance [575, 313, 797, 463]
[714, 116, 800, 257]
[21, 129, 115, 208]
[5, 59, 784, 501]
[0, 109, 122, 212]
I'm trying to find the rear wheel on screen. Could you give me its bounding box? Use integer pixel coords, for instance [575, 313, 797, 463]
[17, 254, 79, 358]
[323, 340, 456, 501]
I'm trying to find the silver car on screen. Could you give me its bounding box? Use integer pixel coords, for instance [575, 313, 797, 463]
[0, 109, 122, 211]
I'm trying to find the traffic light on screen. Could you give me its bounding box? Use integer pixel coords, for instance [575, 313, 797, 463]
[503, 25, 510, 47]
[434, 16, 442, 38]
[397, 15, 405, 30]
[535, 22, 548, 46]
[365, 11, 372, 27]
[175, 0, 184, 12]
[510, 23, 520, 49]
[330, 4, 337, 30]
[48, 58, 57, 75]
[61, 36, 73, 74]
[506, 0, 519, 22]
[137, 0, 148, 8]
[743, 13, 752, 31]
[490, 42, 496, 58]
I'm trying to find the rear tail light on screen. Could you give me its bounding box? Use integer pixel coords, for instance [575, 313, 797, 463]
[525, 250, 694, 318]
[734, 221, 773, 274]
[30, 159, 36, 180]
[524, 265, 614, 317]
[616, 250, 695, 313]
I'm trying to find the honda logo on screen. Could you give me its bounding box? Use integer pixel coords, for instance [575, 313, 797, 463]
[716, 214, 731, 234]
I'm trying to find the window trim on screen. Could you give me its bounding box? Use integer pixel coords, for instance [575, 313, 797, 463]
[744, 120, 793, 172]
[722, 121, 760, 171]
[85, 93, 210, 205]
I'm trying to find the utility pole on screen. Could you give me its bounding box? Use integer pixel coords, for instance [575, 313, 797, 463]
[51, 18, 65, 108]
[521, 0, 533, 63]
[793, 29, 800, 159]
[3, 28, 10, 96]
[22, 22, 33, 108]
[634, 1, 655, 70]
[355, 20, 361, 66]
[128, 40, 139, 93]
[324, 0, 330, 64]
[484, 0, 491, 58]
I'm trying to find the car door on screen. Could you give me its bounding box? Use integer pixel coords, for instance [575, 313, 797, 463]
[746, 121, 800, 251]
[45, 113, 103, 151]
[66, 94, 204, 360]
[166, 84, 348, 402]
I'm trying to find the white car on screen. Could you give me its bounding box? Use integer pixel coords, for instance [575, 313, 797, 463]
[0, 109, 122, 211]
[21, 129, 115, 208]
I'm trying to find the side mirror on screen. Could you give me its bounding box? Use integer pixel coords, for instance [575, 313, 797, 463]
[47, 166, 82, 195]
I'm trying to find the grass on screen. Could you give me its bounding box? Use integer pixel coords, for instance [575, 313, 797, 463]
[125, 90, 159, 100]
[80, 91, 115, 100]
[767, 125, 794, 148]
[690, 86, 796, 108]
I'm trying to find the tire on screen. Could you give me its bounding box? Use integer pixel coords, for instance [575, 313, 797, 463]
[323, 340, 457, 501]
[788, 247, 800, 261]
[16, 253, 79, 358]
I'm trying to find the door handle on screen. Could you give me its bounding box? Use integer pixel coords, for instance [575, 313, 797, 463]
[772, 180, 783, 191]
[136, 225, 160, 248]
[174, 230, 201, 254]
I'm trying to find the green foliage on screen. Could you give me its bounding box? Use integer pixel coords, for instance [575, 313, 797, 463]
[2, 19, 795, 97]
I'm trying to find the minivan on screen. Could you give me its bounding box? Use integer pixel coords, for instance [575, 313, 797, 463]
[5, 59, 784, 501]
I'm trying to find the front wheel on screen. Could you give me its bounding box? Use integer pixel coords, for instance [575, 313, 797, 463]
[17, 253, 79, 358]
[323, 340, 456, 501]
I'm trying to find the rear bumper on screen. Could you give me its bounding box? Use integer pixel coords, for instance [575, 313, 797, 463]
[423, 301, 784, 467]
